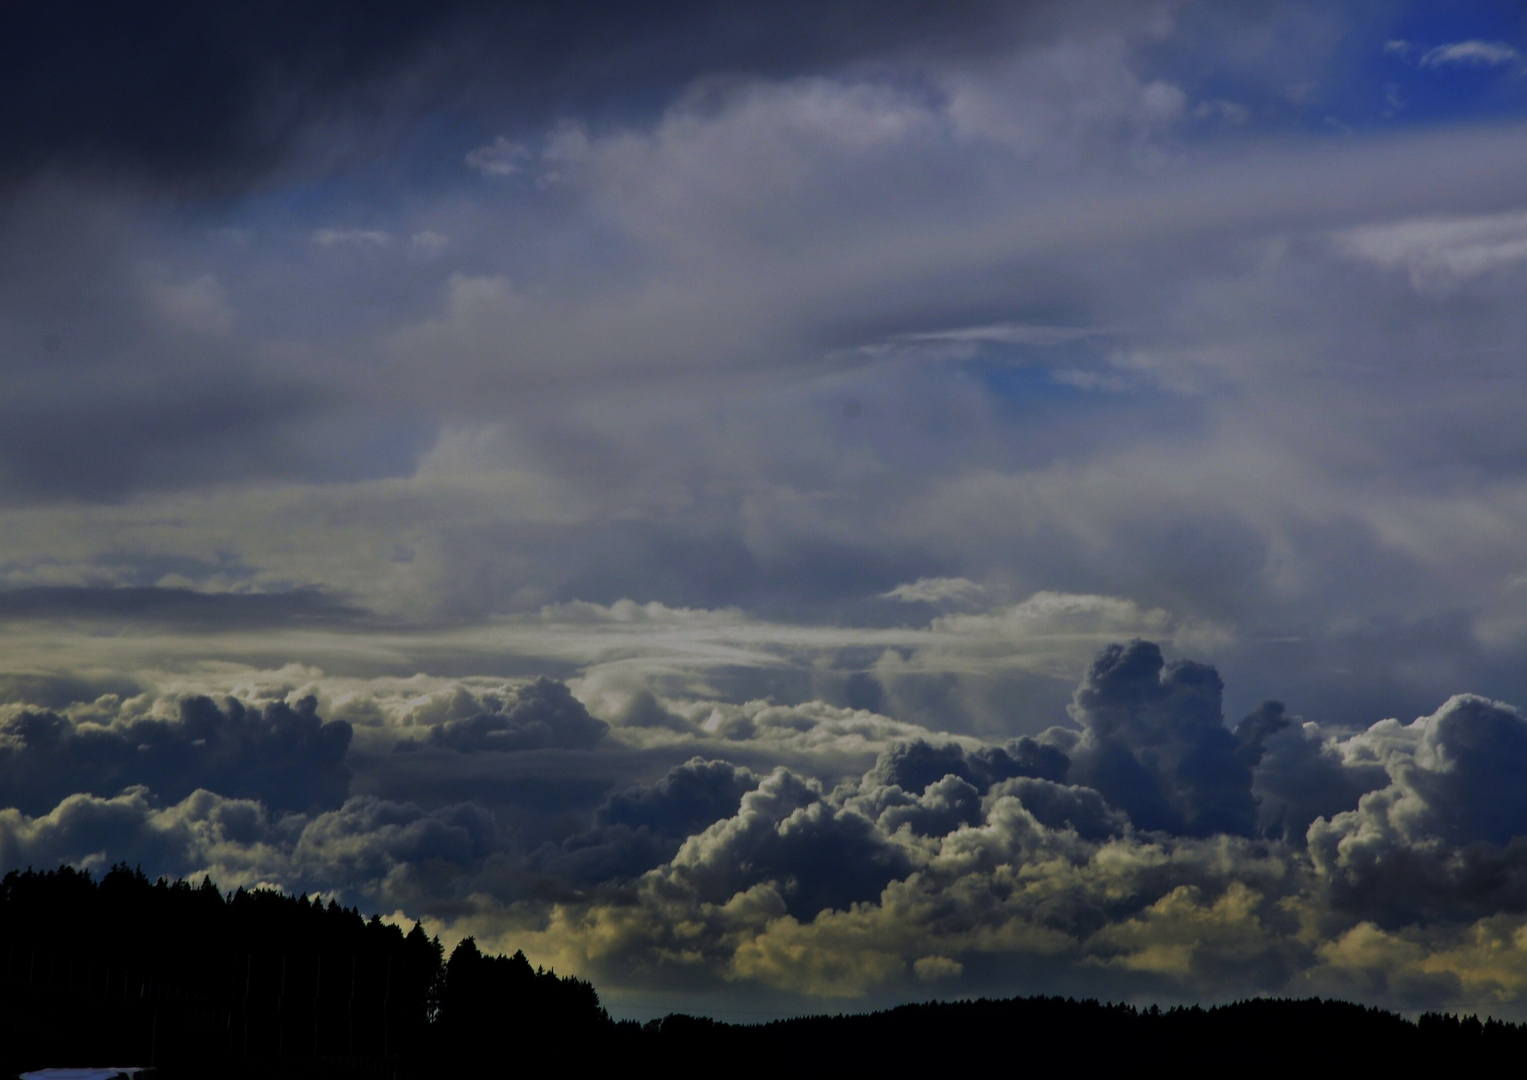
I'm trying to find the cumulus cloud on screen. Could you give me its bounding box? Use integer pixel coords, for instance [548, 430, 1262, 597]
[544, 757, 758, 882]
[0, 693, 353, 815]
[1250, 705, 1382, 840]
[1067, 641, 1257, 837]
[0, 785, 493, 911]
[987, 776, 1128, 841]
[10, 0, 1527, 1022]
[1309, 695, 1527, 925]
[9, 640, 1527, 1013]
[399, 678, 609, 753]
[860, 737, 1068, 795]
[668, 768, 913, 919]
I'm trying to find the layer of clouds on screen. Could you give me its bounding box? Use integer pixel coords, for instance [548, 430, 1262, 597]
[0, 0, 1062, 189]
[5, 641, 1527, 1016]
[5, 0, 1527, 1022]
[0, 694, 352, 815]
[396, 678, 610, 753]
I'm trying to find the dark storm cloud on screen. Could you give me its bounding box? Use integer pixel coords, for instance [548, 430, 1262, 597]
[444, 519, 940, 621]
[292, 795, 498, 890]
[671, 768, 913, 919]
[863, 737, 1068, 795]
[0, 0, 1032, 190]
[0, 2, 455, 188]
[0, 585, 367, 628]
[1068, 640, 1259, 838]
[0, 787, 500, 909]
[400, 678, 609, 753]
[0, 694, 352, 815]
[0, 788, 212, 877]
[0, 379, 438, 502]
[990, 776, 1128, 841]
[0, 672, 142, 710]
[543, 757, 758, 882]
[872, 774, 985, 837]
[1249, 705, 1382, 840]
[1309, 694, 1527, 925]
[848, 736, 1122, 841]
[15, 642, 1527, 1007]
[594, 757, 758, 835]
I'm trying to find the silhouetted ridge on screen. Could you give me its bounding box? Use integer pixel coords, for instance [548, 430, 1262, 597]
[648, 995, 1527, 1072]
[0, 865, 606, 1077]
[1, 865, 1525, 1077]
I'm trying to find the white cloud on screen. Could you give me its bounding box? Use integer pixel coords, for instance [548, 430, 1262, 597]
[930, 591, 1177, 641]
[1420, 41, 1520, 68]
[899, 323, 1110, 347]
[465, 135, 530, 176]
[1192, 99, 1250, 125]
[311, 227, 392, 248]
[143, 274, 234, 335]
[1332, 210, 1527, 294]
[409, 230, 450, 258]
[882, 577, 989, 608]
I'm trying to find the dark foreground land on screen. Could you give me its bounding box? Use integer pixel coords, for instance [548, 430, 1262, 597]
[0, 867, 1521, 1077]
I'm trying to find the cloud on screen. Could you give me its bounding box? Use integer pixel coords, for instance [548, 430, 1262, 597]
[1250, 706, 1383, 841]
[12, 643, 1527, 1013]
[860, 737, 1068, 796]
[987, 776, 1128, 840]
[0, 785, 497, 910]
[0, 585, 368, 629]
[1191, 98, 1249, 125]
[399, 678, 609, 754]
[930, 592, 1179, 641]
[10, 0, 1527, 1022]
[0, 693, 353, 815]
[544, 757, 758, 881]
[1066, 641, 1257, 837]
[145, 274, 235, 335]
[291, 795, 497, 896]
[409, 230, 451, 257]
[881, 577, 989, 608]
[1309, 695, 1527, 925]
[0, 0, 1046, 190]
[897, 324, 1111, 347]
[312, 228, 392, 248]
[1332, 210, 1527, 294]
[668, 767, 913, 919]
[466, 136, 530, 176]
[1420, 41, 1520, 68]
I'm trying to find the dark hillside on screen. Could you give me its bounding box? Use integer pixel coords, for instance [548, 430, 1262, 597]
[0, 865, 608, 1078]
[649, 995, 1527, 1074]
[0, 865, 1523, 1077]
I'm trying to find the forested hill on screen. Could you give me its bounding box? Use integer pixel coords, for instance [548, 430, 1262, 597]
[0, 865, 606, 1077]
[1, 865, 1525, 1078]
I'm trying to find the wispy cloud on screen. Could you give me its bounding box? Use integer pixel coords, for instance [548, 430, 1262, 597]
[1420, 40, 1520, 67]
[311, 227, 392, 248]
[465, 136, 531, 176]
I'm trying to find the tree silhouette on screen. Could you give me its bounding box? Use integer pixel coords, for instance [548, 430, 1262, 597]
[1, 864, 1524, 1077]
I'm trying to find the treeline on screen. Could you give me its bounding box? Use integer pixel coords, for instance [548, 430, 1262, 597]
[0, 865, 608, 1078]
[649, 996, 1527, 1071]
[3, 865, 1527, 1076]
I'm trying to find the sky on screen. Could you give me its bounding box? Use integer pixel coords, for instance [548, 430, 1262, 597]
[5, 0, 1527, 1019]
